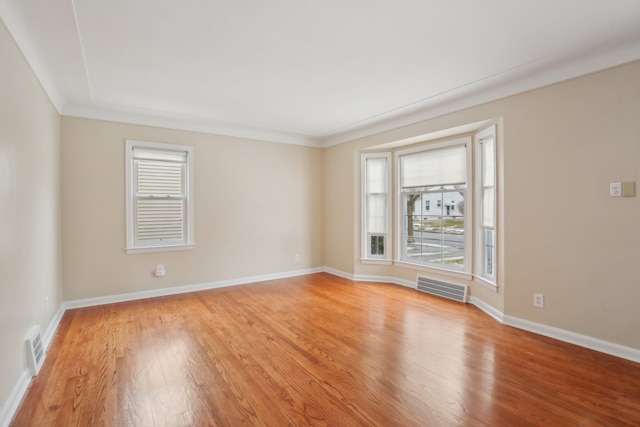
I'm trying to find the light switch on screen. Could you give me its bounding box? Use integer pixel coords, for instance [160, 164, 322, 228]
[622, 182, 636, 197]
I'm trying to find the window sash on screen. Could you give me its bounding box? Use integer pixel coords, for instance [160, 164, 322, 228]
[126, 140, 194, 253]
[362, 154, 390, 260]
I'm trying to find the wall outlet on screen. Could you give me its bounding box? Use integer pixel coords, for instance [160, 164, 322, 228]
[533, 293, 544, 308]
[610, 182, 622, 197]
[45, 297, 49, 314]
[294, 254, 300, 263]
[154, 264, 166, 277]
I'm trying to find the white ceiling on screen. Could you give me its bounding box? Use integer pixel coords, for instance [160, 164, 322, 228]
[2, 1, 640, 147]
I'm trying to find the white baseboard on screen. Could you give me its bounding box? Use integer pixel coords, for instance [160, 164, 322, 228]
[503, 315, 640, 364]
[65, 267, 325, 309]
[0, 370, 30, 427]
[327, 267, 640, 364]
[469, 296, 504, 323]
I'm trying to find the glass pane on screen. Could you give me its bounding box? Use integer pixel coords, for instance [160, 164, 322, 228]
[370, 235, 385, 256]
[402, 191, 464, 270]
[484, 229, 495, 277]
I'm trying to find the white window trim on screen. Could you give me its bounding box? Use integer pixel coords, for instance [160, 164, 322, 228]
[361, 152, 392, 262]
[394, 137, 472, 275]
[474, 125, 497, 285]
[125, 139, 195, 254]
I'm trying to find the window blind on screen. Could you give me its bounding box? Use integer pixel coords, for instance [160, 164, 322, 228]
[366, 157, 387, 234]
[481, 136, 495, 229]
[133, 147, 187, 244]
[400, 145, 466, 189]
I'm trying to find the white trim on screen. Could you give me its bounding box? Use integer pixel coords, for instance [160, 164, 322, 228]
[125, 243, 195, 255]
[324, 268, 640, 364]
[353, 274, 415, 289]
[392, 260, 473, 282]
[503, 315, 640, 364]
[0, 302, 66, 427]
[469, 296, 504, 323]
[473, 274, 499, 292]
[65, 267, 324, 309]
[0, 369, 30, 427]
[359, 259, 393, 266]
[42, 303, 66, 350]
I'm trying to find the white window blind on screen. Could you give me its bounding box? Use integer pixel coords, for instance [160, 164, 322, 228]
[366, 157, 387, 234]
[480, 136, 495, 229]
[126, 140, 194, 253]
[400, 145, 467, 189]
[133, 148, 187, 243]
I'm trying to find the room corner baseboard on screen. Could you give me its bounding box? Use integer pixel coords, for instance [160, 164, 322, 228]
[469, 296, 504, 323]
[503, 315, 640, 364]
[322, 267, 355, 280]
[0, 302, 67, 427]
[0, 369, 30, 427]
[43, 303, 66, 350]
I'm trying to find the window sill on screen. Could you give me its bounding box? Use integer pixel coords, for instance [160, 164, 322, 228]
[360, 258, 393, 266]
[473, 275, 498, 291]
[125, 243, 195, 255]
[393, 260, 472, 281]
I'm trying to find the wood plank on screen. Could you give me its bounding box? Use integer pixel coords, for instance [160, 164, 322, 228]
[10, 273, 640, 426]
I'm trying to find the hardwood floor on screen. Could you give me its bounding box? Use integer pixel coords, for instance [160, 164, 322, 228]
[10, 273, 640, 426]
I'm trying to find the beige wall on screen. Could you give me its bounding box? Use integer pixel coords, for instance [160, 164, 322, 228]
[324, 60, 640, 350]
[61, 117, 324, 300]
[0, 21, 62, 408]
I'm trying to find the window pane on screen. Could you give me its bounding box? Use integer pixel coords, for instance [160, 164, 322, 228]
[484, 229, 495, 277]
[370, 235, 385, 256]
[403, 191, 464, 270]
[137, 160, 184, 197]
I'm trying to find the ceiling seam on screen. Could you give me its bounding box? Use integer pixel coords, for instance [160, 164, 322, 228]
[71, 0, 94, 101]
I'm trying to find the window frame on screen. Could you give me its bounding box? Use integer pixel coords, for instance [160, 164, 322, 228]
[361, 152, 392, 263]
[395, 137, 473, 275]
[125, 139, 195, 254]
[474, 125, 498, 285]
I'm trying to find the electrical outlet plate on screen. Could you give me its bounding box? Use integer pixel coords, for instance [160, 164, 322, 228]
[533, 293, 544, 308]
[610, 182, 622, 197]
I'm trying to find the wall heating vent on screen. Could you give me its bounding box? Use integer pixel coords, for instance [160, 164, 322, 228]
[25, 326, 45, 377]
[417, 276, 468, 303]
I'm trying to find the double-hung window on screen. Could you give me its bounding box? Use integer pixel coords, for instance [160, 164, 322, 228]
[475, 126, 497, 281]
[126, 140, 194, 254]
[398, 141, 470, 272]
[361, 153, 391, 261]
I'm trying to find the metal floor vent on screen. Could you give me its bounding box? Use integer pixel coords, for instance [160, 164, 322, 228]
[417, 276, 468, 303]
[25, 325, 45, 377]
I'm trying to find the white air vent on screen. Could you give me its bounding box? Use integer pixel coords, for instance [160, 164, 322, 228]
[417, 276, 468, 303]
[25, 326, 45, 376]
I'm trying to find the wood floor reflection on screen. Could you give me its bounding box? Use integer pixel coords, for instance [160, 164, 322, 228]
[10, 273, 640, 426]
